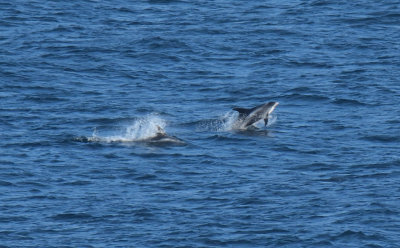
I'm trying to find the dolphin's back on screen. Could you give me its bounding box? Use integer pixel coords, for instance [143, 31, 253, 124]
[232, 107, 253, 118]
[233, 103, 264, 118]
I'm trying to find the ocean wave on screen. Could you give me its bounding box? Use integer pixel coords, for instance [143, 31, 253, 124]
[137, 36, 190, 50]
[362, 134, 400, 143]
[51, 213, 94, 221]
[0, 180, 13, 186]
[23, 95, 67, 103]
[332, 98, 368, 106]
[282, 93, 330, 102]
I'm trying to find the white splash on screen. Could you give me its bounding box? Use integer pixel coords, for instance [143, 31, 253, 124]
[89, 114, 167, 142]
[219, 111, 240, 131]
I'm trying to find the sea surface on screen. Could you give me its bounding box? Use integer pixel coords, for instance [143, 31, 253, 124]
[1, 1, 400, 247]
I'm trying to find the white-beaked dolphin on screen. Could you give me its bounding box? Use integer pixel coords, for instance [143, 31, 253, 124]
[146, 125, 185, 144]
[233, 102, 279, 129]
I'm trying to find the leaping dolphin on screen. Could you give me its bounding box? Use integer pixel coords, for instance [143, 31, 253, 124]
[233, 102, 279, 129]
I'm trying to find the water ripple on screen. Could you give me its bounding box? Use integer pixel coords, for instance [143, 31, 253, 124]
[1, 0, 400, 247]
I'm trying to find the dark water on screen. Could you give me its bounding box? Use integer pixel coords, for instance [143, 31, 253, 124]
[1, 1, 400, 247]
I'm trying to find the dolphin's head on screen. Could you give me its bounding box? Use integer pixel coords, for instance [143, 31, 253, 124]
[265, 102, 279, 115]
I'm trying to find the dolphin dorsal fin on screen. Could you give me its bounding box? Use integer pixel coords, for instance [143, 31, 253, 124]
[156, 125, 166, 135]
[233, 107, 253, 118]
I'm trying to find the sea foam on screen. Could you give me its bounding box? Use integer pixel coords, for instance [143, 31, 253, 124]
[89, 114, 167, 142]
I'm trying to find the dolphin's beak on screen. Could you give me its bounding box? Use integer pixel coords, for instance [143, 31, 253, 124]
[268, 102, 279, 115]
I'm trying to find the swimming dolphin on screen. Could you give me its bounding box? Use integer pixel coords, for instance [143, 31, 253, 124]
[149, 125, 169, 141]
[233, 102, 279, 129]
[147, 125, 185, 144]
[75, 125, 184, 145]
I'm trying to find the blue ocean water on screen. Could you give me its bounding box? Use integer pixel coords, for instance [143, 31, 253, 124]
[1, 0, 400, 247]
